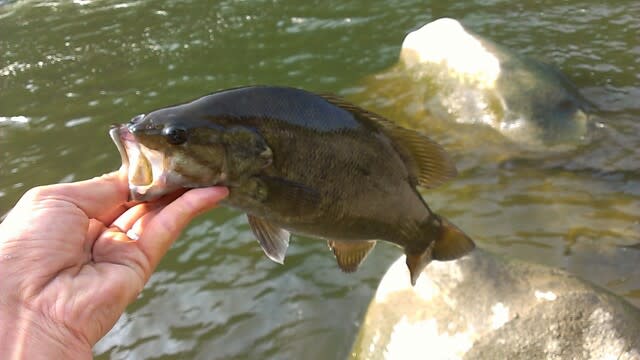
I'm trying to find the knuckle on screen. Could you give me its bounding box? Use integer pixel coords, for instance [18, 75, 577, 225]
[21, 183, 75, 206]
[22, 185, 58, 201]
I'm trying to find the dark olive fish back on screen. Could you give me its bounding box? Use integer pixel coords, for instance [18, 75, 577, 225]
[188, 86, 363, 132]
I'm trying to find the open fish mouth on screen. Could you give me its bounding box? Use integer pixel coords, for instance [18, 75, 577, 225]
[109, 125, 171, 201]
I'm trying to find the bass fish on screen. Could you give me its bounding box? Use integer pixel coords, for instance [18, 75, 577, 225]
[109, 86, 475, 285]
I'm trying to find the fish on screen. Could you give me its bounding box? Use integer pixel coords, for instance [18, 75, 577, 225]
[109, 86, 475, 285]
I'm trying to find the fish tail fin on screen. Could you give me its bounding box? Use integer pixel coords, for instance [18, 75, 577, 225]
[405, 214, 475, 286]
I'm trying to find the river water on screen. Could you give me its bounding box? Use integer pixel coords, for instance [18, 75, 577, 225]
[1, 1, 639, 359]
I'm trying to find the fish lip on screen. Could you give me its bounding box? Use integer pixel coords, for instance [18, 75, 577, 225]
[109, 126, 130, 171]
[109, 124, 171, 202]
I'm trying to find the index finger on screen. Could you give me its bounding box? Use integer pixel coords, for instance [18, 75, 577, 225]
[30, 170, 131, 224]
[91, 186, 228, 284]
[135, 187, 228, 271]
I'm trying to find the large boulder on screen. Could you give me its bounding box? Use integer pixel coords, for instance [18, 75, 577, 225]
[351, 249, 640, 359]
[357, 18, 593, 150]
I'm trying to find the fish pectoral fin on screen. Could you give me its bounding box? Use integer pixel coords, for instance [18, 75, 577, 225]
[257, 175, 321, 217]
[247, 214, 290, 264]
[327, 239, 376, 273]
[432, 217, 475, 261]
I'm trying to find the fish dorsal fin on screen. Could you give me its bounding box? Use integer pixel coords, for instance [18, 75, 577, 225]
[327, 239, 376, 272]
[320, 94, 457, 188]
[432, 217, 475, 261]
[247, 214, 290, 264]
[386, 126, 458, 188]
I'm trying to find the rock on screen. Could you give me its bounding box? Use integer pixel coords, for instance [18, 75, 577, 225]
[362, 18, 592, 150]
[351, 249, 640, 360]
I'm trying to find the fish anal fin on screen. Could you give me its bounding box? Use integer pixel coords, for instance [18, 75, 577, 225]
[432, 217, 475, 261]
[247, 214, 290, 264]
[328, 239, 376, 273]
[318, 94, 456, 188]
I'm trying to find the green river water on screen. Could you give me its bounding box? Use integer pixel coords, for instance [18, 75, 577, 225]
[1, 1, 639, 359]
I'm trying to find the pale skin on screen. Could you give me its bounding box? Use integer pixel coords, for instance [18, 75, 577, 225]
[0, 170, 228, 359]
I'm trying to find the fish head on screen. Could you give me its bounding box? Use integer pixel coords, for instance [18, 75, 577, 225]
[109, 107, 227, 202]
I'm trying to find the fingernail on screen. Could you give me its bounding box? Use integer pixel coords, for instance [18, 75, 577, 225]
[126, 229, 140, 241]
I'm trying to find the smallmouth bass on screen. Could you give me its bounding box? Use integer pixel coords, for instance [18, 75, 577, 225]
[109, 86, 475, 285]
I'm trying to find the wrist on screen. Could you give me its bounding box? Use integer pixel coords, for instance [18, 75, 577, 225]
[0, 306, 92, 360]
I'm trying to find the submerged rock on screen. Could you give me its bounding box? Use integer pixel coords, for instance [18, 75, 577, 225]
[351, 249, 640, 359]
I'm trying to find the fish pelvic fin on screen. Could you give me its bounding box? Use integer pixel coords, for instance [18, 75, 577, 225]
[247, 214, 290, 264]
[404, 215, 475, 286]
[328, 239, 376, 272]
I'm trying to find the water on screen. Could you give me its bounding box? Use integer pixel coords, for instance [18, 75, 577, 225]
[1, 0, 639, 359]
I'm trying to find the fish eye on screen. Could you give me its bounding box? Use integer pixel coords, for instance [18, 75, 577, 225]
[163, 126, 188, 145]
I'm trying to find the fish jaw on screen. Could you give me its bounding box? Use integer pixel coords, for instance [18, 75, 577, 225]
[109, 125, 179, 201]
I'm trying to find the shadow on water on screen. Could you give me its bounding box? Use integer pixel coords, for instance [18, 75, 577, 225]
[1, 0, 639, 359]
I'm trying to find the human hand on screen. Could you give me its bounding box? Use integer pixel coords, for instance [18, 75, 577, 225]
[0, 170, 228, 359]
